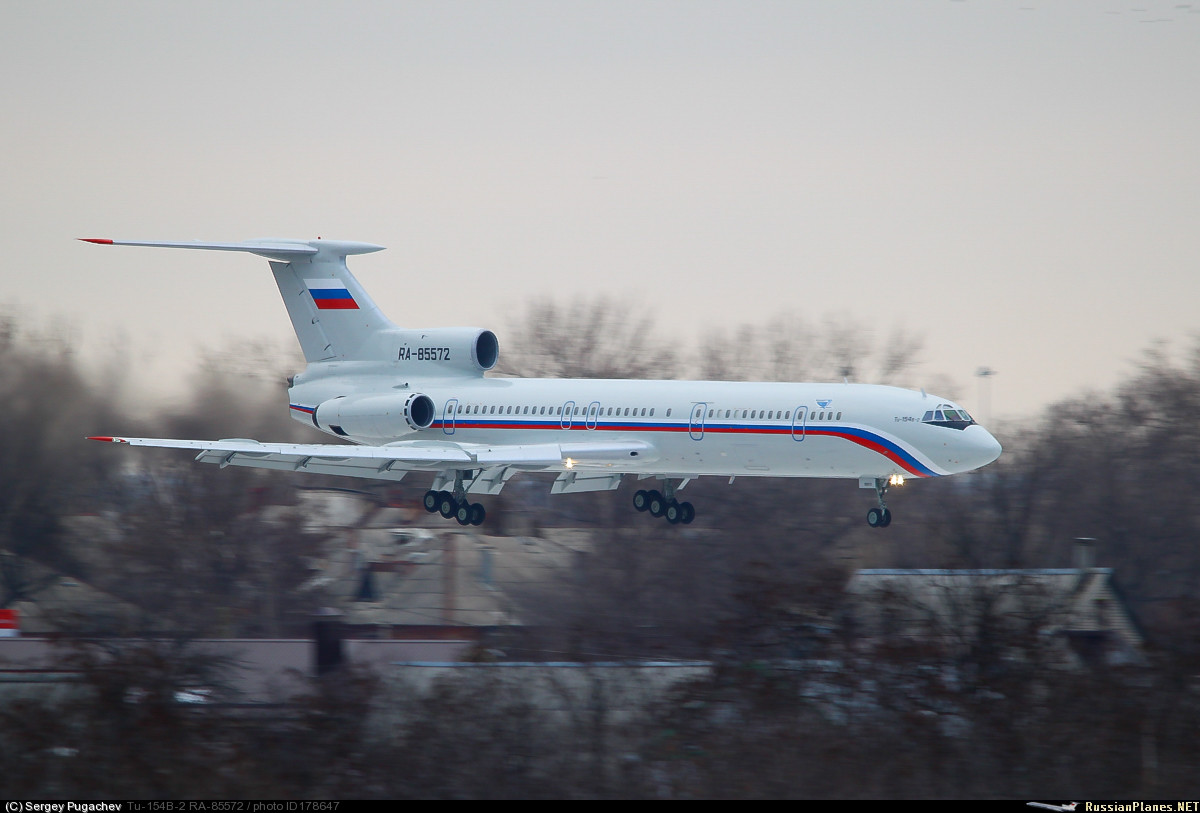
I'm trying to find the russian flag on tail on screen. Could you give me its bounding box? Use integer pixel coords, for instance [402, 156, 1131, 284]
[305, 279, 359, 310]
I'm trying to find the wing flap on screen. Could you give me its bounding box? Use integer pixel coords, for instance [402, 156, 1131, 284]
[551, 472, 624, 494]
[195, 453, 413, 481]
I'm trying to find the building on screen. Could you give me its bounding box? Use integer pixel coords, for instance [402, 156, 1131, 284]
[844, 564, 1144, 668]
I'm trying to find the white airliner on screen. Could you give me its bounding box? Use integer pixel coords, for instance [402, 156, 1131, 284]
[83, 237, 1001, 528]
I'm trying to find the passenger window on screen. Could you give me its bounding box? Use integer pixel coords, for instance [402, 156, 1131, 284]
[641, 408, 647, 417]
[666, 408, 671, 417]
[650, 408, 655, 416]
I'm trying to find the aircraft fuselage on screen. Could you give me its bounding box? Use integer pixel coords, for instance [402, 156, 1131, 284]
[289, 371, 1000, 481]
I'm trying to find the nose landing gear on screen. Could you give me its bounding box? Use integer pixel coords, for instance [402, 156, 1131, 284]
[866, 478, 893, 528]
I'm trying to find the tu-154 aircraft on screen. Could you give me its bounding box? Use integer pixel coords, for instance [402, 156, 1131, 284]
[83, 237, 1001, 527]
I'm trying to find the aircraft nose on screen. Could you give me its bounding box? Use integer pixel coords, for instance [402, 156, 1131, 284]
[962, 424, 1003, 470]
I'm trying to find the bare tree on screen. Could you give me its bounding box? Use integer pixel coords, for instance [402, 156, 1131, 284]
[496, 296, 679, 379]
[0, 314, 128, 607]
[694, 312, 924, 384]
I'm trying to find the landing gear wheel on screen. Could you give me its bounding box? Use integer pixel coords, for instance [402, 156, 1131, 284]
[867, 507, 892, 528]
[665, 500, 682, 524]
[469, 503, 486, 526]
[678, 501, 695, 524]
[455, 502, 472, 525]
[633, 490, 650, 512]
[423, 490, 439, 513]
[647, 490, 666, 518]
[438, 492, 457, 519]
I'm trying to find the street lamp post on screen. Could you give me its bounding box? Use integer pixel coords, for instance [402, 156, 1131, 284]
[976, 367, 997, 425]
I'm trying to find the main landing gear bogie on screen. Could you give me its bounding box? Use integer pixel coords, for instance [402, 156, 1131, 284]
[633, 489, 695, 525]
[423, 489, 486, 527]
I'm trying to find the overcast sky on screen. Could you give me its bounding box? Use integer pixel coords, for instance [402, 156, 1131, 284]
[3, 0, 1198, 422]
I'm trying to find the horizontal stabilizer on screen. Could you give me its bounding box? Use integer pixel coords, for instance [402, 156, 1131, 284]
[79, 238, 385, 262]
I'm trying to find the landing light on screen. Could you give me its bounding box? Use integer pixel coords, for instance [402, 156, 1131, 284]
[564, 458, 575, 469]
[889, 474, 905, 487]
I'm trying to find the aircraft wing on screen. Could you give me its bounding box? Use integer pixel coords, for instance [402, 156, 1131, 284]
[87, 435, 657, 483]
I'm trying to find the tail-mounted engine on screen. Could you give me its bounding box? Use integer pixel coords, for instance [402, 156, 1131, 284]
[312, 392, 436, 442]
[390, 328, 499, 374]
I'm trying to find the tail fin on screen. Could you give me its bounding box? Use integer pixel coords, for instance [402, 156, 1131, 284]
[80, 238, 395, 362]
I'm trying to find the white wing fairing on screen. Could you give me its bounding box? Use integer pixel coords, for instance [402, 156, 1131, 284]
[82, 236, 1002, 527]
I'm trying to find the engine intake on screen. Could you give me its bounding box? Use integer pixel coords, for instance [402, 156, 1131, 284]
[404, 393, 435, 430]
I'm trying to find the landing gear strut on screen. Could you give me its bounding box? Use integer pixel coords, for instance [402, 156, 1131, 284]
[866, 478, 893, 528]
[633, 479, 695, 525]
[423, 471, 486, 526]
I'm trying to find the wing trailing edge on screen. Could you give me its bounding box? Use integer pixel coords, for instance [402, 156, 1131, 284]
[86, 436, 658, 479]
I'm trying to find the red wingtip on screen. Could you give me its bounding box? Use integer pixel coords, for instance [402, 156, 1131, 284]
[86, 436, 124, 443]
[79, 238, 114, 244]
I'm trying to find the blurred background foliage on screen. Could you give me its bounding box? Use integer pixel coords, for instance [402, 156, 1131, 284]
[2, 304, 1199, 797]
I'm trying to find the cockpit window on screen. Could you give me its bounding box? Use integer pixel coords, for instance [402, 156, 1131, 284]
[921, 404, 976, 430]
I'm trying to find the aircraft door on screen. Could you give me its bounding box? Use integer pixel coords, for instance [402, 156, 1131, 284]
[689, 402, 706, 440]
[585, 401, 601, 430]
[561, 400, 576, 430]
[791, 406, 808, 441]
[442, 398, 459, 435]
